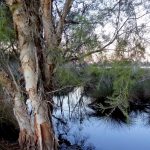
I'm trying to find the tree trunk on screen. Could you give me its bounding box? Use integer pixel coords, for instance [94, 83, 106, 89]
[0, 71, 34, 149]
[6, 0, 73, 149]
[6, 0, 58, 149]
[13, 92, 34, 149]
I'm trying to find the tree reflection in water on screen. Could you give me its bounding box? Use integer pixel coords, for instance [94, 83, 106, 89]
[53, 88, 95, 150]
[53, 87, 150, 150]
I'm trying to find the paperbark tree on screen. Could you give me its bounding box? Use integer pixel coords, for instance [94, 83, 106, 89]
[5, 0, 73, 149]
[2, 0, 150, 149]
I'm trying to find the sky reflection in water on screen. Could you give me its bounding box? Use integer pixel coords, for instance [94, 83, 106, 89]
[53, 88, 150, 150]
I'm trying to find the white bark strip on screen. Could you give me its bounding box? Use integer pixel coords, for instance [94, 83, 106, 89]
[6, 0, 58, 149]
[20, 45, 37, 91]
[13, 93, 32, 132]
[13, 93, 34, 150]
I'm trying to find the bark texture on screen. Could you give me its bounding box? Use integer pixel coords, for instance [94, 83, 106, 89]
[0, 71, 33, 149]
[14, 93, 34, 149]
[6, 0, 58, 149]
[5, 0, 73, 149]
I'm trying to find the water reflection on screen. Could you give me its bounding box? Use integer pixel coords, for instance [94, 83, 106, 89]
[53, 88, 150, 150]
[53, 88, 95, 150]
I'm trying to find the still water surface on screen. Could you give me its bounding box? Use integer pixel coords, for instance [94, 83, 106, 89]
[53, 88, 150, 150]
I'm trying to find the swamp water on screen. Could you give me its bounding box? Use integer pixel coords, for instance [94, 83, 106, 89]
[53, 88, 150, 150]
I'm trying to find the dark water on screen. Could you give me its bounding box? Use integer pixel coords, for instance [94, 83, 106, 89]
[53, 88, 150, 150]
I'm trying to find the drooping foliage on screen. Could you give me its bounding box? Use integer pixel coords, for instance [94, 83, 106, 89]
[83, 61, 146, 120]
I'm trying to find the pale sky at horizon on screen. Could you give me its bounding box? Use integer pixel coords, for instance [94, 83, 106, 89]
[91, 1, 150, 63]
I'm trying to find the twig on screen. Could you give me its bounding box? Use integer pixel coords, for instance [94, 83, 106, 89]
[46, 85, 74, 94]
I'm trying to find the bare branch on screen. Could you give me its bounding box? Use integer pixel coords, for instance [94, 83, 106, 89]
[71, 17, 130, 60]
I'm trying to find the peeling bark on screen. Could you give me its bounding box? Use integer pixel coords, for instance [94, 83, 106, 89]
[0, 71, 34, 149]
[40, 0, 57, 48]
[6, 0, 58, 149]
[40, 0, 73, 89]
[40, 0, 57, 88]
[14, 93, 34, 150]
[6, 0, 73, 149]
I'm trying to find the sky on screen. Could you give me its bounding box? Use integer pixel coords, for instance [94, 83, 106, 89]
[91, 0, 150, 63]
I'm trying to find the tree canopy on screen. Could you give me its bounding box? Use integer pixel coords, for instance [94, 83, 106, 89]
[0, 0, 150, 149]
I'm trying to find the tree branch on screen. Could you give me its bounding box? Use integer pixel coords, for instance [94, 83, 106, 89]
[70, 17, 130, 61]
[56, 0, 73, 42]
